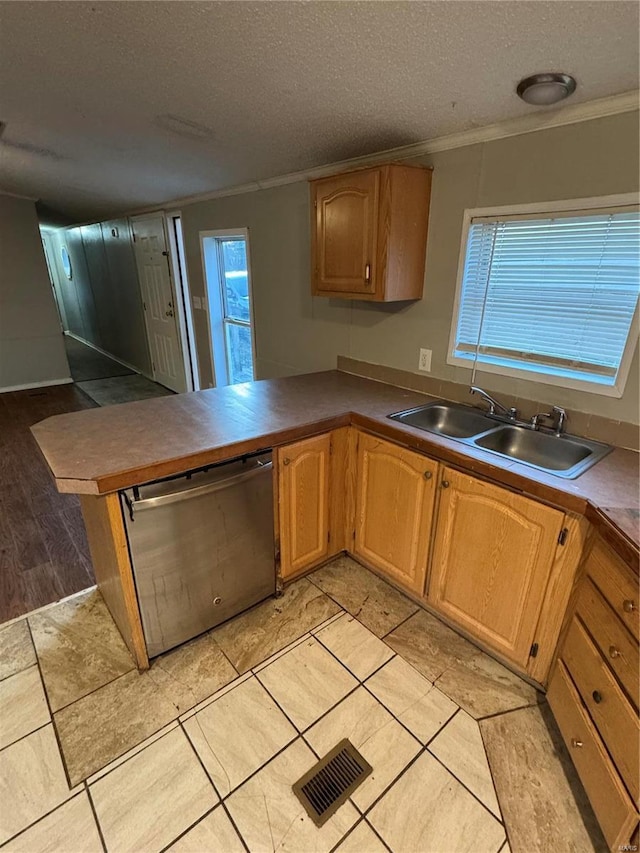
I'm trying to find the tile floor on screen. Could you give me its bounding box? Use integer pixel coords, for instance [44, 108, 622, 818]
[0, 556, 606, 852]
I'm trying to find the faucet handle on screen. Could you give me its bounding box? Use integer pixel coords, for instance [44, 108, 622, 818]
[551, 406, 567, 435]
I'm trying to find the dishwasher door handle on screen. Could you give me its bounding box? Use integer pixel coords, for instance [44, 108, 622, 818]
[129, 460, 273, 512]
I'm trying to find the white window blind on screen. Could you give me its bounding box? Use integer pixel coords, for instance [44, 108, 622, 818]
[452, 209, 640, 387]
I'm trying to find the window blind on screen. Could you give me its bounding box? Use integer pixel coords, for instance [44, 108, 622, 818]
[452, 209, 640, 385]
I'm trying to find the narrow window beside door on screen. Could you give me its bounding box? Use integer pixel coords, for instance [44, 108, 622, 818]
[201, 231, 256, 386]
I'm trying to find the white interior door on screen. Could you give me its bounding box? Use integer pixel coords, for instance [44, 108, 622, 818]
[131, 216, 187, 393]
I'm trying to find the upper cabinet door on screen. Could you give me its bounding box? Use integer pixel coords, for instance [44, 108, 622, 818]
[311, 164, 432, 302]
[428, 467, 564, 669]
[313, 169, 380, 296]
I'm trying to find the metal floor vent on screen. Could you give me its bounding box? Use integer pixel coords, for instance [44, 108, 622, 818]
[292, 739, 373, 827]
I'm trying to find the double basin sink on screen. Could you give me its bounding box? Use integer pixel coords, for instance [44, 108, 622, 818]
[389, 401, 612, 479]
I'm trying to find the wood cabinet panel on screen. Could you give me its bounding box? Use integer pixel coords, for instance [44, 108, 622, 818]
[311, 164, 431, 301]
[278, 433, 331, 580]
[428, 468, 564, 669]
[562, 616, 639, 802]
[575, 577, 639, 710]
[354, 432, 438, 594]
[586, 538, 639, 639]
[548, 661, 638, 850]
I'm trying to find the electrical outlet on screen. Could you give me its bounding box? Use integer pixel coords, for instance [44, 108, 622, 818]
[418, 348, 432, 372]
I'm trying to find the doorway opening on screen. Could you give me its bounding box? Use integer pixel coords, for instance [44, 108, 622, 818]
[200, 229, 256, 386]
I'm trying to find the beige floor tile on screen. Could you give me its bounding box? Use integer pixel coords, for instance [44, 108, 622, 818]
[54, 667, 181, 784]
[480, 704, 606, 852]
[29, 589, 134, 712]
[0, 665, 50, 749]
[0, 620, 36, 682]
[227, 738, 359, 853]
[369, 752, 506, 853]
[211, 578, 341, 673]
[436, 653, 541, 719]
[179, 672, 253, 722]
[150, 631, 238, 708]
[3, 792, 102, 853]
[366, 656, 457, 743]
[335, 820, 388, 852]
[86, 720, 179, 784]
[183, 675, 296, 797]
[310, 556, 418, 637]
[429, 710, 501, 817]
[257, 637, 357, 730]
[90, 726, 217, 853]
[304, 687, 421, 810]
[0, 725, 79, 845]
[315, 613, 394, 680]
[385, 609, 478, 681]
[168, 805, 245, 852]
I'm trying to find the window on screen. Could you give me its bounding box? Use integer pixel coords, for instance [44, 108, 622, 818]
[200, 230, 255, 386]
[449, 196, 640, 397]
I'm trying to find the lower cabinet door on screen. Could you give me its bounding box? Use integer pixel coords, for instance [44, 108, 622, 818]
[428, 467, 564, 668]
[278, 433, 331, 579]
[354, 432, 438, 594]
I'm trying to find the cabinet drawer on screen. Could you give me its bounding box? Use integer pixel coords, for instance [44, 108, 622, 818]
[576, 578, 639, 709]
[548, 661, 638, 850]
[563, 617, 640, 802]
[587, 539, 639, 639]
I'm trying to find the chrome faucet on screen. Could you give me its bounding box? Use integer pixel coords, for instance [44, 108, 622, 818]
[469, 386, 518, 420]
[531, 406, 567, 436]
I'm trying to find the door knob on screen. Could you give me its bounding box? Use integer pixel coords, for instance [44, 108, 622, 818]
[623, 599, 636, 613]
[592, 690, 603, 704]
[424, 471, 432, 480]
[441, 480, 450, 488]
[571, 738, 583, 748]
[609, 645, 621, 659]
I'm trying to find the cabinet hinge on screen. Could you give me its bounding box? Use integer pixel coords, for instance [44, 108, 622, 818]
[558, 528, 569, 546]
[529, 642, 539, 658]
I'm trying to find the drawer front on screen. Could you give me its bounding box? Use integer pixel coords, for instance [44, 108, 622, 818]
[548, 661, 638, 850]
[563, 617, 640, 803]
[576, 578, 639, 709]
[587, 539, 639, 639]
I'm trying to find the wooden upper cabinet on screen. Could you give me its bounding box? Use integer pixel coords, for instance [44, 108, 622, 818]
[354, 432, 438, 594]
[277, 433, 331, 580]
[428, 467, 565, 669]
[311, 164, 432, 301]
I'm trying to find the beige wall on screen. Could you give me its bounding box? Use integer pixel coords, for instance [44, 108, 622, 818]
[0, 194, 70, 390]
[180, 111, 639, 422]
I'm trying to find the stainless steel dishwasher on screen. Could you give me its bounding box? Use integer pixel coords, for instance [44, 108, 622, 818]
[121, 451, 275, 657]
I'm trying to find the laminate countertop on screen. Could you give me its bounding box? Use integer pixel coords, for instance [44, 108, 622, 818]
[31, 370, 639, 559]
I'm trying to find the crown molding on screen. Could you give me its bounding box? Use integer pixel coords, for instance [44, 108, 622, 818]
[117, 89, 640, 219]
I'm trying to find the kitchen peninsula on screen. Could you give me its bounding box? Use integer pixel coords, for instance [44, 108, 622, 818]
[31, 369, 640, 849]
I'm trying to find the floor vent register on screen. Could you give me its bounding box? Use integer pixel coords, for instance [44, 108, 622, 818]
[292, 739, 373, 827]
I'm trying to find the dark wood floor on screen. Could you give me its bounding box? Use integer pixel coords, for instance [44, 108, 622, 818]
[0, 384, 98, 622]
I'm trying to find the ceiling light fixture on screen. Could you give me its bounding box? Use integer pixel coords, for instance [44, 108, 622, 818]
[516, 73, 577, 106]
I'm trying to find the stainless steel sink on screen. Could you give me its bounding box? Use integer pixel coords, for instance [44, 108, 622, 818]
[388, 400, 612, 479]
[389, 402, 495, 438]
[474, 425, 609, 475]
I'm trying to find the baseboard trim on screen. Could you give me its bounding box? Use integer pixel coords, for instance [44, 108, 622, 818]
[64, 332, 151, 380]
[0, 377, 73, 394]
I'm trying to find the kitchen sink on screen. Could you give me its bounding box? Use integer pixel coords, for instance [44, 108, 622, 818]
[388, 400, 612, 479]
[474, 425, 606, 473]
[389, 402, 495, 438]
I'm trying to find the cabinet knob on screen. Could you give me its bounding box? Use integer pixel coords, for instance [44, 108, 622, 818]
[571, 738, 583, 749]
[592, 690, 603, 704]
[609, 645, 621, 659]
[283, 458, 291, 466]
[213, 597, 222, 606]
[441, 480, 450, 489]
[623, 599, 636, 613]
[424, 471, 432, 480]
[364, 263, 371, 283]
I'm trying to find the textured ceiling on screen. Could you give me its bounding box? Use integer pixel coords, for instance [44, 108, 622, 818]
[0, 1, 638, 224]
